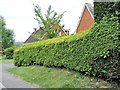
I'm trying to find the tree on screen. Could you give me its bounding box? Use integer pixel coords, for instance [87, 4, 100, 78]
[34, 4, 65, 39]
[0, 18, 2, 50]
[0, 16, 5, 51]
[0, 16, 14, 50]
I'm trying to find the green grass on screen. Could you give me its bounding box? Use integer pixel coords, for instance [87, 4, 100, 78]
[7, 65, 118, 88]
[0, 57, 14, 63]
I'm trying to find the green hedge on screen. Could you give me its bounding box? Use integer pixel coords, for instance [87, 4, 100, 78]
[14, 16, 120, 83]
[94, 2, 120, 23]
[4, 46, 14, 59]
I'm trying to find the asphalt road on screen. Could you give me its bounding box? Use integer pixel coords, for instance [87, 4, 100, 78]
[0, 62, 40, 89]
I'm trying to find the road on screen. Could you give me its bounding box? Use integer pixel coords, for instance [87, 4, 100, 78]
[0, 62, 40, 89]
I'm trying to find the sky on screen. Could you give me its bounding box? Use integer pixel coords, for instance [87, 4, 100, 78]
[0, 0, 93, 42]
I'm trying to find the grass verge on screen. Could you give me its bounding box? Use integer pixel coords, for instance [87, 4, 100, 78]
[0, 57, 14, 63]
[7, 66, 119, 88]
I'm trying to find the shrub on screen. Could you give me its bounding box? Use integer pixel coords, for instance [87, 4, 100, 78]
[14, 16, 120, 83]
[4, 46, 14, 59]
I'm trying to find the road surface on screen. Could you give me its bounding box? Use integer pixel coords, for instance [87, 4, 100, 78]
[0, 62, 40, 89]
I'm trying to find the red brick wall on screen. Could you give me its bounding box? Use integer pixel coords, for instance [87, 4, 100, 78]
[76, 7, 94, 33]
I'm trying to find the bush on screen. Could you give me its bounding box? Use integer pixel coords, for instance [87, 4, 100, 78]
[4, 46, 14, 59]
[14, 16, 120, 83]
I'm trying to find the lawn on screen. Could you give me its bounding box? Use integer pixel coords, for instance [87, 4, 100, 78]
[0, 57, 14, 63]
[7, 65, 119, 88]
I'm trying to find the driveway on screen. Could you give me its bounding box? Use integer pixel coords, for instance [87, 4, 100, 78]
[0, 62, 40, 89]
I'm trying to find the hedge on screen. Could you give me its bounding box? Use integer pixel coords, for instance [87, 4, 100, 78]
[4, 46, 14, 59]
[94, 2, 120, 23]
[14, 16, 120, 83]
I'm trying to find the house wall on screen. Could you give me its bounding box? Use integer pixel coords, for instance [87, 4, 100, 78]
[51, 23, 66, 36]
[76, 7, 94, 33]
[61, 30, 65, 36]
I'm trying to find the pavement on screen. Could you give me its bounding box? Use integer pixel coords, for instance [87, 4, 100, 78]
[0, 62, 40, 89]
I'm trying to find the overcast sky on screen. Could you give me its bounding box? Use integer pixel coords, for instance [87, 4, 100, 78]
[0, 0, 93, 42]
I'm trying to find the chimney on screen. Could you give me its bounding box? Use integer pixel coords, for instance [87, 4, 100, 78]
[33, 28, 37, 31]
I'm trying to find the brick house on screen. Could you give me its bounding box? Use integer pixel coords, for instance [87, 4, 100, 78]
[76, 3, 94, 33]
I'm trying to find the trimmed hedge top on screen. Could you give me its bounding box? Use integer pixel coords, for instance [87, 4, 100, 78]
[15, 30, 89, 52]
[14, 16, 120, 83]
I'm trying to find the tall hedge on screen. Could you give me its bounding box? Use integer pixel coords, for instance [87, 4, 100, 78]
[94, 2, 120, 23]
[14, 15, 120, 83]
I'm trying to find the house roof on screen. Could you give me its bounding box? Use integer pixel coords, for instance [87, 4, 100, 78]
[24, 29, 44, 43]
[25, 24, 69, 43]
[78, 3, 94, 24]
[51, 23, 69, 36]
[79, 3, 94, 21]
[85, 3, 94, 19]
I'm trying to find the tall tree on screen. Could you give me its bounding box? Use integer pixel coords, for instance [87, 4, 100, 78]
[0, 16, 14, 49]
[0, 16, 2, 51]
[34, 4, 65, 39]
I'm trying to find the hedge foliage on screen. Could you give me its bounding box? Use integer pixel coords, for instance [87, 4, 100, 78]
[94, 2, 120, 23]
[4, 46, 14, 59]
[14, 16, 120, 83]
